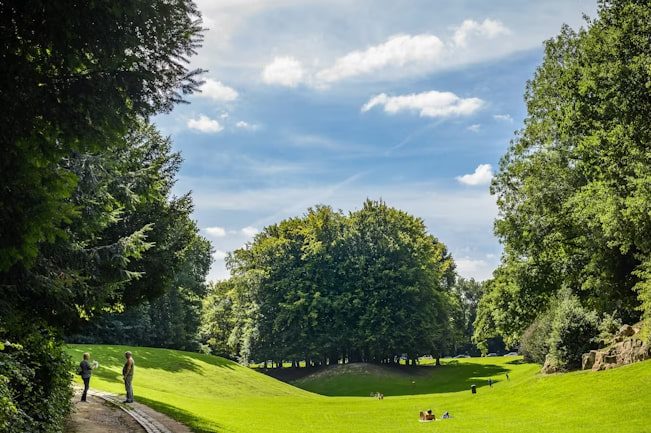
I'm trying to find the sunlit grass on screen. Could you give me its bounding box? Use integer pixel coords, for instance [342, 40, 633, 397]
[67, 345, 651, 433]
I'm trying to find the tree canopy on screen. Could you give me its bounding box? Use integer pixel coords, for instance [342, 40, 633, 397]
[475, 0, 651, 348]
[202, 201, 457, 366]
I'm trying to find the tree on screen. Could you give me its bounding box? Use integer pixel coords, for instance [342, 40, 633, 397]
[450, 278, 484, 355]
[477, 0, 651, 349]
[0, 0, 204, 271]
[204, 201, 457, 366]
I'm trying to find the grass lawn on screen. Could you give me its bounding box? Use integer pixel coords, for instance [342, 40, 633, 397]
[67, 345, 651, 433]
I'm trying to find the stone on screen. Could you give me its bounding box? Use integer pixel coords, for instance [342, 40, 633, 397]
[617, 324, 635, 338]
[582, 351, 596, 370]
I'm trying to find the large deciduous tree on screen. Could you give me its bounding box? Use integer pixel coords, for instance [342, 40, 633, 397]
[475, 0, 651, 348]
[203, 201, 457, 366]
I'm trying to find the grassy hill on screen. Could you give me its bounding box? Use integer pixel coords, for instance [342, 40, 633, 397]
[67, 345, 651, 433]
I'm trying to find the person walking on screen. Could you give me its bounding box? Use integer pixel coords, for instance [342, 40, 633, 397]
[79, 352, 94, 402]
[123, 351, 135, 403]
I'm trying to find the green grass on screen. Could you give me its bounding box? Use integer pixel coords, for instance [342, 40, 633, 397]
[67, 345, 651, 433]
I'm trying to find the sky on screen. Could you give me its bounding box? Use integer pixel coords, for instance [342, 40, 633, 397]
[154, 0, 598, 282]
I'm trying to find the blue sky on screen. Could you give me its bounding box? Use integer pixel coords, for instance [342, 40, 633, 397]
[154, 0, 597, 281]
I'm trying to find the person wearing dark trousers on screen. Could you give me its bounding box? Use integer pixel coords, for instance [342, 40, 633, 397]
[79, 353, 94, 402]
[123, 351, 135, 403]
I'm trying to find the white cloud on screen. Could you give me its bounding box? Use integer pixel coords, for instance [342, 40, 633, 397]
[205, 226, 227, 237]
[456, 164, 494, 186]
[316, 34, 444, 83]
[362, 91, 484, 118]
[213, 249, 228, 260]
[241, 226, 259, 237]
[187, 115, 224, 133]
[456, 257, 494, 281]
[452, 18, 510, 47]
[467, 124, 481, 133]
[220, 112, 230, 119]
[262, 56, 305, 87]
[199, 79, 239, 102]
[493, 113, 513, 122]
[235, 120, 259, 130]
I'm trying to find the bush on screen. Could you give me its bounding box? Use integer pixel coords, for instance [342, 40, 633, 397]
[546, 293, 599, 370]
[520, 311, 553, 364]
[0, 323, 73, 433]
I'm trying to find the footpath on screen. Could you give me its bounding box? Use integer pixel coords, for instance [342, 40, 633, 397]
[66, 387, 192, 433]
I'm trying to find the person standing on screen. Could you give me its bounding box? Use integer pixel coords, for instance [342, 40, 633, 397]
[123, 351, 135, 403]
[79, 352, 94, 402]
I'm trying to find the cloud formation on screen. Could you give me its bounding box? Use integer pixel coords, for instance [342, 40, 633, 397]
[456, 164, 493, 186]
[262, 56, 305, 87]
[362, 91, 484, 118]
[316, 34, 444, 84]
[198, 79, 239, 101]
[241, 226, 259, 237]
[213, 249, 228, 260]
[205, 226, 227, 237]
[493, 113, 513, 122]
[452, 18, 510, 47]
[187, 115, 224, 133]
[235, 120, 259, 130]
[467, 124, 481, 133]
[455, 257, 495, 281]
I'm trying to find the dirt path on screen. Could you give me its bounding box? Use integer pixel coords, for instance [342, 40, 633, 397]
[65, 389, 144, 433]
[65, 387, 192, 433]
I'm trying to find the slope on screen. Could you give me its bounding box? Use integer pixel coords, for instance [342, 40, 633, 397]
[67, 345, 651, 433]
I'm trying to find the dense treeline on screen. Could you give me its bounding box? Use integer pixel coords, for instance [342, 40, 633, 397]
[474, 0, 651, 370]
[201, 201, 467, 367]
[0, 2, 206, 431]
[66, 127, 213, 351]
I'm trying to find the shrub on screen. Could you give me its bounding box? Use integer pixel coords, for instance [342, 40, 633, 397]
[546, 293, 599, 370]
[520, 311, 553, 364]
[0, 323, 73, 433]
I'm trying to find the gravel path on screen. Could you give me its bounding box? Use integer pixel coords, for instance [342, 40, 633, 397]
[65, 387, 192, 433]
[65, 389, 144, 433]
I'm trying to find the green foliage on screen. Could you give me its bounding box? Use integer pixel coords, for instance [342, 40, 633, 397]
[0, 0, 204, 272]
[449, 278, 484, 355]
[519, 310, 554, 365]
[65, 128, 213, 350]
[478, 0, 651, 346]
[546, 293, 599, 371]
[203, 201, 456, 365]
[1, 2, 206, 431]
[0, 323, 73, 433]
[597, 312, 624, 346]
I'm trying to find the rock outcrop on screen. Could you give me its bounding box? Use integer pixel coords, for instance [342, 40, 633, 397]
[582, 323, 650, 371]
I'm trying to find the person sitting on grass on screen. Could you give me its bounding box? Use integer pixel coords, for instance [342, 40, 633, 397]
[419, 410, 435, 421]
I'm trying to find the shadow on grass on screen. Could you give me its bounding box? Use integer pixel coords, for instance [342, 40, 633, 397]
[136, 396, 224, 433]
[68, 345, 236, 381]
[290, 362, 511, 397]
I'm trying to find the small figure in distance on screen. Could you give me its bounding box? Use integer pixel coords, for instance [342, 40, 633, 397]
[122, 351, 135, 403]
[419, 409, 435, 421]
[442, 411, 451, 419]
[488, 377, 493, 388]
[506, 372, 510, 381]
[78, 352, 95, 402]
[377, 393, 384, 400]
